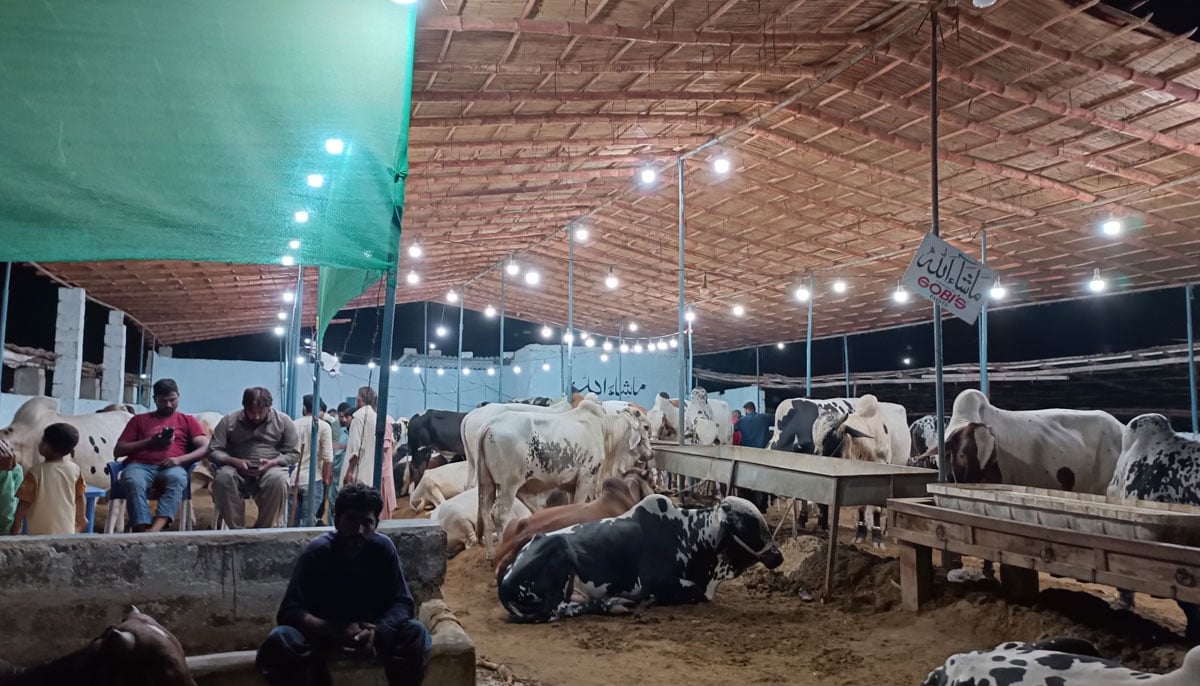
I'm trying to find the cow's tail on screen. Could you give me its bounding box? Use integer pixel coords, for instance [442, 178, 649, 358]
[475, 426, 495, 546]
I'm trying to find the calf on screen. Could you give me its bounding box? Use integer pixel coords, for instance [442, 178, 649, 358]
[407, 409, 468, 488]
[493, 469, 656, 577]
[409, 461, 470, 512]
[811, 394, 895, 546]
[0, 606, 194, 686]
[431, 487, 531, 558]
[924, 638, 1199, 686]
[498, 494, 782, 623]
[908, 415, 945, 460]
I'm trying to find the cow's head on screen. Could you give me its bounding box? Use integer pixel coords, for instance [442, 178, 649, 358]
[1123, 413, 1173, 453]
[607, 409, 654, 466]
[0, 397, 63, 470]
[944, 422, 1001, 484]
[716, 496, 783, 573]
[620, 467, 657, 501]
[690, 387, 709, 405]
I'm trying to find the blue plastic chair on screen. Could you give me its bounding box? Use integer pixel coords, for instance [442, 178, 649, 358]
[103, 460, 198, 533]
[19, 485, 104, 535]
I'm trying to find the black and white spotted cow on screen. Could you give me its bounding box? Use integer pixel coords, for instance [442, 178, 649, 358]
[1107, 413, 1200, 638]
[924, 638, 1199, 685]
[496, 494, 783, 623]
[908, 415, 946, 464]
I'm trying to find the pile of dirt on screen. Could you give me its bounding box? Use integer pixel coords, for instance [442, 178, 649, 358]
[743, 535, 901, 612]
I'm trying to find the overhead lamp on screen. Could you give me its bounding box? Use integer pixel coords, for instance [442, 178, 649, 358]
[777, 342, 785, 350]
[619, 342, 630, 353]
[437, 368, 445, 376]
[639, 168, 657, 185]
[541, 325, 553, 339]
[462, 367, 471, 376]
[513, 365, 522, 374]
[446, 289, 459, 304]
[563, 332, 575, 344]
[325, 138, 345, 155]
[656, 340, 668, 351]
[685, 310, 696, 323]
[281, 255, 296, 266]
[832, 279, 848, 294]
[436, 325, 448, 338]
[628, 322, 638, 333]
[600, 353, 609, 362]
[367, 361, 376, 370]
[505, 257, 520, 276]
[390, 363, 399, 372]
[391, 0, 417, 5]
[542, 362, 551, 371]
[282, 291, 295, 303]
[139, 373, 148, 380]
[272, 326, 286, 336]
[990, 279, 1007, 300]
[487, 367, 495, 376]
[902, 357, 913, 365]
[794, 285, 810, 302]
[1088, 268, 1107, 293]
[429, 342, 437, 350]
[713, 157, 732, 175]
[296, 355, 306, 365]
[602, 339, 613, 352]
[288, 239, 301, 250]
[413, 366, 421, 374]
[524, 270, 540, 286]
[304, 337, 312, 344]
[1102, 218, 1123, 236]
[406, 270, 420, 285]
[732, 304, 746, 317]
[574, 227, 589, 242]
[893, 284, 910, 304]
[277, 311, 288, 321]
[408, 244, 423, 259]
[484, 304, 497, 318]
[306, 174, 324, 188]
[668, 337, 678, 349]
[585, 338, 595, 348]
[633, 342, 644, 353]
[605, 267, 619, 290]
[294, 210, 309, 223]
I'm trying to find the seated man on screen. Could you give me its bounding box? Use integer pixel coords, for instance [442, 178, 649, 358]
[256, 484, 431, 686]
[209, 387, 300, 529]
[114, 378, 210, 532]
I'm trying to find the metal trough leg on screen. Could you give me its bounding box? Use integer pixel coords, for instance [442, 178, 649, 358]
[823, 488, 842, 602]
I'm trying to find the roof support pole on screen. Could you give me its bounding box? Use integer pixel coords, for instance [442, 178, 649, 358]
[930, 9, 948, 484]
[980, 230, 989, 397]
[677, 156, 686, 447]
[498, 271, 505, 403]
[0, 263, 11, 415]
[373, 266, 397, 489]
[137, 327, 145, 406]
[567, 227, 575, 398]
[805, 274, 814, 397]
[422, 301, 429, 409]
[843, 335, 851, 398]
[456, 289, 464, 411]
[286, 265, 304, 418]
[1188, 284, 1198, 435]
[304, 340, 323, 527]
[755, 346, 761, 410]
[687, 319, 694, 394]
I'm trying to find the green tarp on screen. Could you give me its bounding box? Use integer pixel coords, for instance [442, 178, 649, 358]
[0, 0, 418, 338]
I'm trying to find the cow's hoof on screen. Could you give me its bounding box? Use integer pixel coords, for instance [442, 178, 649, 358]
[871, 529, 884, 548]
[1116, 590, 1135, 610]
[797, 515, 809, 529]
[854, 524, 867, 543]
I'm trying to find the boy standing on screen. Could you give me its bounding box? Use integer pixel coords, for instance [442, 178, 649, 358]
[0, 439, 24, 534]
[11, 423, 85, 535]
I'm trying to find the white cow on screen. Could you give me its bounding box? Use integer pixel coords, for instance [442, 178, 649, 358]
[431, 487, 531, 558]
[409, 461, 470, 512]
[925, 640, 1200, 686]
[649, 393, 680, 440]
[939, 389, 1122, 493]
[0, 397, 132, 489]
[460, 397, 578, 489]
[475, 400, 654, 560]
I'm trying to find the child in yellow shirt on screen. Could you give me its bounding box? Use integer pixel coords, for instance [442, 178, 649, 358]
[11, 423, 84, 536]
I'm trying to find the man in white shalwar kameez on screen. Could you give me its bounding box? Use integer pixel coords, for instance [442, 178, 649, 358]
[343, 386, 397, 519]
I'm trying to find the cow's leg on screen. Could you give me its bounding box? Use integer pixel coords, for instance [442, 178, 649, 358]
[854, 507, 867, 543]
[1117, 589, 1136, 609]
[982, 559, 996, 578]
[871, 507, 884, 549]
[797, 500, 809, 529]
[465, 454, 477, 489]
[817, 503, 830, 531]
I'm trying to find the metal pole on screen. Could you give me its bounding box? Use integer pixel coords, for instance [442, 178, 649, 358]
[805, 273, 814, 397]
[287, 265, 305, 417]
[304, 350, 322, 526]
[755, 346, 761, 409]
[930, 10, 948, 484]
[618, 325, 624, 399]
[687, 323, 694, 393]
[456, 292, 464, 411]
[372, 266, 398, 489]
[567, 230, 575, 398]
[423, 302, 429, 409]
[137, 328, 145, 406]
[498, 272, 505, 402]
[1188, 284, 1198, 434]
[842, 335, 850, 397]
[676, 157, 686, 447]
[979, 229, 989, 397]
[0, 263, 9, 415]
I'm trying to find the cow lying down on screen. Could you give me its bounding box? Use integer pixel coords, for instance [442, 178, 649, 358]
[497, 494, 782, 623]
[0, 605, 194, 686]
[924, 637, 1200, 686]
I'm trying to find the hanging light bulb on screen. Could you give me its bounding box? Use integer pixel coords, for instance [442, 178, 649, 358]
[408, 244, 423, 259]
[794, 285, 810, 302]
[505, 257, 520, 276]
[325, 138, 345, 155]
[288, 239, 301, 250]
[633, 342, 644, 353]
[390, 363, 399, 372]
[563, 332, 575, 345]
[512, 365, 522, 374]
[600, 353, 609, 362]
[277, 311, 288, 320]
[619, 342, 630, 353]
[293, 210, 309, 223]
[893, 284, 910, 303]
[668, 337, 678, 349]
[605, 267, 619, 290]
[732, 304, 746, 317]
[712, 157, 731, 175]
[542, 362, 551, 371]
[437, 368, 445, 376]
[639, 168, 657, 185]
[990, 279, 1007, 300]
[902, 356, 913, 365]
[462, 367, 471, 376]
[656, 340, 668, 351]
[487, 367, 495, 376]
[281, 255, 295, 266]
[436, 325, 448, 338]
[541, 325, 553, 339]
[446, 289, 459, 303]
[367, 361, 376, 370]
[429, 342, 436, 350]
[1088, 268, 1107, 293]
[406, 270, 420, 285]
[574, 227, 589, 242]
[685, 310, 696, 323]
[282, 291, 295, 303]
[273, 326, 286, 336]
[484, 305, 497, 318]
[585, 338, 595, 348]
[627, 322, 638, 332]
[413, 366, 421, 375]
[296, 355, 306, 365]
[306, 174, 324, 188]
[777, 342, 785, 350]
[524, 270, 540, 286]
[602, 339, 613, 352]
[832, 279, 848, 294]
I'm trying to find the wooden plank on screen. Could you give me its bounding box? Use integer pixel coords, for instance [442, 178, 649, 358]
[900, 541, 933, 611]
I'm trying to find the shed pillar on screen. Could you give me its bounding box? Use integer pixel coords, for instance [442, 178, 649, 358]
[51, 287, 86, 414]
[101, 310, 126, 403]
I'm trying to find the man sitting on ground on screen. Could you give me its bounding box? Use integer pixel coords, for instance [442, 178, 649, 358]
[114, 378, 210, 532]
[256, 483, 431, 685]
[209, 387, 299, 529]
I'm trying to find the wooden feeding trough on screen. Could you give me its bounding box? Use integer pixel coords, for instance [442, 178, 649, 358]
[887, 491, 1200, 614]
[653, 444, 937, 600]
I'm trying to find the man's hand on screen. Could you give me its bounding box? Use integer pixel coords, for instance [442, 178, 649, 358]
[0, 440, 16, 471]
[230, 459, 256, 478]
[341, 622, 376, 656]
[148, 431, 173, 450]
[159, 457, 184, 470]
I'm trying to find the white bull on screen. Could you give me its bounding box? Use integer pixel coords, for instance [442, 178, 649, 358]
[431, 487, 531, 558]
[475, 400, 653, 560]
[460, 397, 578, 489]
[0, 397, 132, 489]
[409, 461, 470, 512]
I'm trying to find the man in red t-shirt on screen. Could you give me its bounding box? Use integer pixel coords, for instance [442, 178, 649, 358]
[114, 378, 210, 532]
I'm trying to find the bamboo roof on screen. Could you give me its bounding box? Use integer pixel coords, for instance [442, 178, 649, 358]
[33, 0, 1200, 352]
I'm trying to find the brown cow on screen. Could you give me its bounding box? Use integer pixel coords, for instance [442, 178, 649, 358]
[494, 469, 656, 578]
[0, 606, 195, 686]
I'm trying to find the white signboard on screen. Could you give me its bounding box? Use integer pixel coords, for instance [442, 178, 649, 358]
[901, 232, 997, 325]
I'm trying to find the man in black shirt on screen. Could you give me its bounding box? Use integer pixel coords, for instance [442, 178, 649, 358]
[256, 483, 431, 685]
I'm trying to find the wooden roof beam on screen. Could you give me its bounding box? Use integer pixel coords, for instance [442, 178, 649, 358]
[412, 153, 668, 170]
[411, 90, 783, 104]
[406, 180, 625, 199]
[411, 60, 821, 76]
[408, 166, 642, 186]
[417, 15, 875, 46]
[409, 113, 742, 128]
[408, 136, 709, 152]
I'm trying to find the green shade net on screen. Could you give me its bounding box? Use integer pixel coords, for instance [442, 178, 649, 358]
[0, 0, 418, 340]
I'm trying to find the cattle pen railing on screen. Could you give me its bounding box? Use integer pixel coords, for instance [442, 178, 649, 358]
[652, 444, 938, 599]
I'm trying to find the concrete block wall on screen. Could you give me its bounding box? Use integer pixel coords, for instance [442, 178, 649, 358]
[0, 520, 447, 664]
[50, 287, 86, 414]
[101, 310, 126, 402]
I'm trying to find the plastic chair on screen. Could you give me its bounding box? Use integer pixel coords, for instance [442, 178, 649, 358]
[104, 460, 198, 533]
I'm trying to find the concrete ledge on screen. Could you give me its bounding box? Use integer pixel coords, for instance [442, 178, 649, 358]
[188, 601, 475, 686]
[0, 521, 446, 664]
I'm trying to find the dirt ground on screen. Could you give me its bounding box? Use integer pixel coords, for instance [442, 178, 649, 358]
[116, 495, 1194, 685]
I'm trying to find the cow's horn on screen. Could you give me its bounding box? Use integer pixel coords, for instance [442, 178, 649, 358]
[843, 426, 872, 440]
